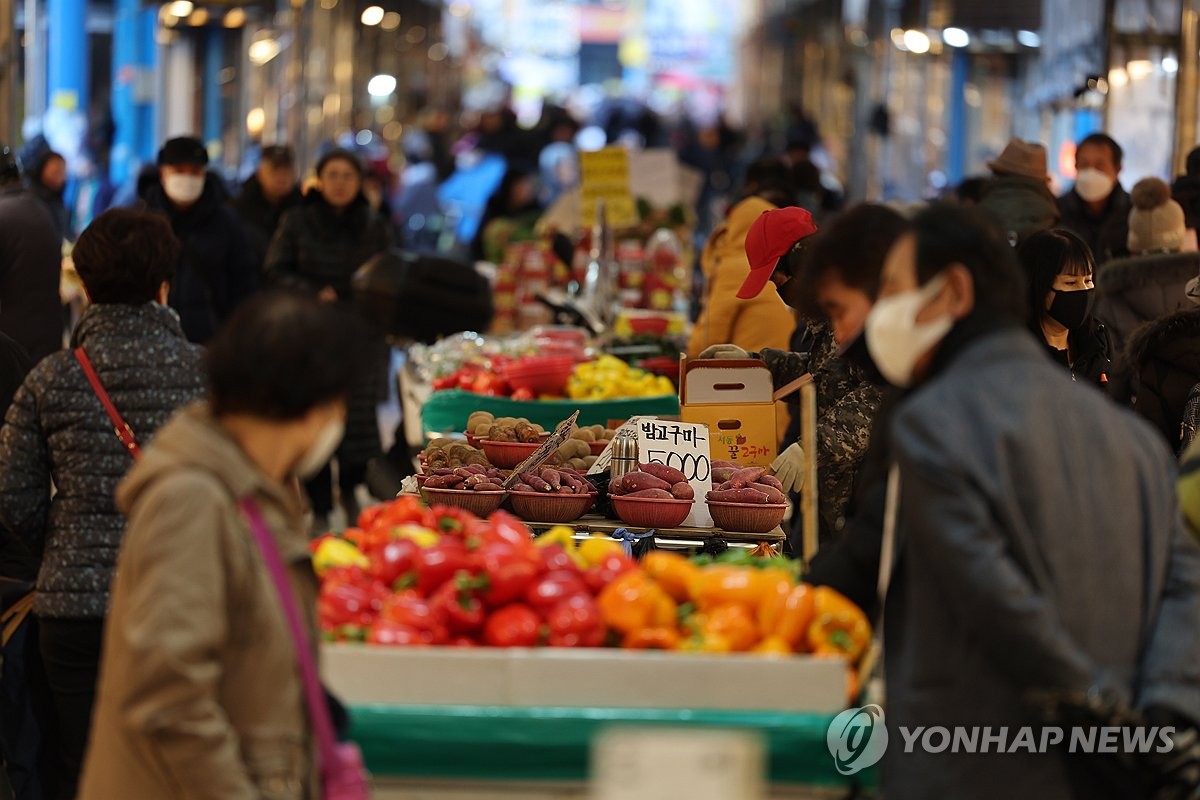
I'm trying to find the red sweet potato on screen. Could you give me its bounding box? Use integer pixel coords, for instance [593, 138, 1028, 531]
[706, 487, 772, 504]
[711, 468, 736, 485]
[541, 468, 563, 490]
[513, 482, 535, 492]
[615, 471, 672, 494]
[425, 475, 465, 489]
[748, 482, 787, 504]
[758, 474, 784, 492]
[671, 481, 695, 500]
[624, 488, 674, 499]
[712, 460, 740, 471]
[640, 462, 688, 486]
[521, 472, 553, 492]
[475, 482, 504, 492]
[729, 467, 767, 489]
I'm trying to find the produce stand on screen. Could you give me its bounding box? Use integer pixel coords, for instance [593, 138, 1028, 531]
[324, 645, 878, 799]
[421, 389, 680, 433]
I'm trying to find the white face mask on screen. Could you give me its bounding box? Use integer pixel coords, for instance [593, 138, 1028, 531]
[1074, 168, 1116, 204]
[865, 275, 954, 388]
[294, 417, 345, 479]
[162, 173, 206, 205]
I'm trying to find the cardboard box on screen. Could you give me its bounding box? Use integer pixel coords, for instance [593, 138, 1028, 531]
[321, 644, 847, 714]
[679, 358, 778, 467]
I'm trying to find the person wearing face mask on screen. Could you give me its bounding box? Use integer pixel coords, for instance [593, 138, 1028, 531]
[266, 148, 393, 529]
[78, 291, 362, 800]
[0, 209, 205, 800]
[231, 144, 303, 270]
[1057, 132, 1132, 264]
[1017, 228, 1113, 386]
[144, 136, 258, 344]
[869, 204, 1200, 799]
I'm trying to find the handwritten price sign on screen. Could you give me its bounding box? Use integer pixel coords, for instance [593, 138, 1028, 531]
[637, 420, 713, 528]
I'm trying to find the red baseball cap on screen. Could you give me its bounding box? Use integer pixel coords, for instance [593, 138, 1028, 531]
[738, 207, 818, 299]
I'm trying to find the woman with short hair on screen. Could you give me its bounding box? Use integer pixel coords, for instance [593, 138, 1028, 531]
[0, 207, 205, 800]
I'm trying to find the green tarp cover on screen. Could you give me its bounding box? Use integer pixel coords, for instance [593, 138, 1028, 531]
[421, 390, 681, 434]
[348, 704, 878, 789]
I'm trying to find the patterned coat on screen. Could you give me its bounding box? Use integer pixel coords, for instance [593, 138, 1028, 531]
[761, 322, 884, 535]
[0, 303, 204, 618]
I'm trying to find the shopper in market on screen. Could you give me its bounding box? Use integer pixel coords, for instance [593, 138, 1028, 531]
[470, 164, 544, 263]
[1016, 228, 1113, 387]
[144, 136, 259, 344]
[0, 142, 64, 365]
[976, 138, 1059, 245]
[19, 137, 71, 242]
[872, 204, 1200, 799]
[1093, 177, 1197, 352]
[231, 143, 304, 269]
[78, 291, 362, 800]
[266, 147, 393, 528]
[0, 208, 205, 800]
[1057, 132, 1132, 264]
[1171, 145, 1200, 248]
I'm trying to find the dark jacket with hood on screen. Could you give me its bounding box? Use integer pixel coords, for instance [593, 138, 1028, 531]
[19, 136, 70, 241]
[1172, 173, 1200, 230]
[0, 182, 63, 364]
[231, 174, 303, 268]
[1095, 250, 1198, 351]
[265, 191, 392, 300]
[1110, 308, 1200, 454]
[0, 303, 205, 618]
[144, 174, 258, 344]
[1036, 317, 1113, 387]
[1057, 185, 1133, 264]
[978, 174, 1060, 245]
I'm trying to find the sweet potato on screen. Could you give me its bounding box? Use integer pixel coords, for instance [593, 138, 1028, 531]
[671, 481, 695, 500]
[758, 474, 784, 491]
[711, 468, 736, 485]
[475, 482, 504, 492]
[521, 472, 553, 492]
[541, 468, 563, 490]
[712, 460, 740, 471]
[513, 482, 535, 493]
[748, 482, 787, 504]
[640, 462, 688, 486]
[706, 487, 772, 504]
[425, 475, 465, 489]
[616, 472, 672, 494]
[624, 488, 674, 499]
[729, 467, 766, 489]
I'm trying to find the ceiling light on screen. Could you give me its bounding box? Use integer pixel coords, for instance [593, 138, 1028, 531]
[248, 37, 281, 65]
[1016, 30, 1040, 47]
[942, 27, 969, 48]
[1108, 67, 1129, 88]
[367, 73, 397, 97]
[166, 0, 193, 17]
[903, 29, 931, 54]
[1163, 55, 1180, 74]
[381, 11, 400, 29]
[360, 5, 384, 25]
[223, 8, 246, 27]
[1127, 59, 1154, 80]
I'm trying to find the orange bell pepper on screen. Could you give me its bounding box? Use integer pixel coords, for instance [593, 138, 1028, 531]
[701, 604, 759, 652]
[807, 586, 871, 664]
[759, 583, 815, 650]
[689, 566, 768, 611]
[597, 571, 677, 636]
[752, 635, 793, 656]
[623, 627, 681, 650]
[641, 551, 700, 602]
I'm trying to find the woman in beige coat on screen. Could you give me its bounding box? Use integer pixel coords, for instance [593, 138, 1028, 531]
[79, 292, 364, 800]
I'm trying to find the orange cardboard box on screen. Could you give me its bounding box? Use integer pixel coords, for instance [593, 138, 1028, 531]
[679, 357, 777, 468]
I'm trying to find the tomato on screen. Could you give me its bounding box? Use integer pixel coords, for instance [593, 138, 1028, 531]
[482, 604, 543, 647]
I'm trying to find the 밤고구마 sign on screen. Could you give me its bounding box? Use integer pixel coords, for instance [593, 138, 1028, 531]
[636, 419, 713, 528]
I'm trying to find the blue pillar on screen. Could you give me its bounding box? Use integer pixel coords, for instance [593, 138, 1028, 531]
[946, 48, 968, 188]
[203, 29, 222, 146]
[1074, 108, 1103, 142]
[111, 0, 159, 186]
[46, 0, 88, 114]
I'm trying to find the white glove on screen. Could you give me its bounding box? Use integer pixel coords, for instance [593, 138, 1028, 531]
[770, 442, 806, 493]
[698, 344, 750, 360]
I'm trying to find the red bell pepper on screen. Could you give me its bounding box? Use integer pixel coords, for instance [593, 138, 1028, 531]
[474, 511, 535, 553]
[367, 619, 427, 646]
[475, 541, 542, 608]
[584, 553, 638, 594]
[356, 495, 424, 535]
[422, 506, 477, 538]
[482, 604, 544, 647]
[431, 577, 486, 635]
[408, 539, 474, 595]
[318, 580, 379, 630]
[368, 537, 420, 589]
[525, 570, 590, 617]
[380, 592, 449, 645]
[448, 635, 479, 647]
[546, 595, 605, 647]
[537, 543, 582, 575]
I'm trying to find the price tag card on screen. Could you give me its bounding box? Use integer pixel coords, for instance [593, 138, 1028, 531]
[591, 727, 765, 800]
[636, 419, 713, 528]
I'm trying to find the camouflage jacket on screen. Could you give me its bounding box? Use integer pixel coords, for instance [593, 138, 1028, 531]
[761, 322, 884, 535]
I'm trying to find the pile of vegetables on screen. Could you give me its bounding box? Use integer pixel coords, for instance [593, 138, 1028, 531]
[566, 355, 676, 401]
[313, 497, 872, 688]
[706, 462, 787, 504]
[609, 462, 694, 500]
[511, 467, 593, 495]
[423, 466, 510, 492]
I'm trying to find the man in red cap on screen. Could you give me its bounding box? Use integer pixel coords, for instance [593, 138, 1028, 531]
[738, 206, 820, 300]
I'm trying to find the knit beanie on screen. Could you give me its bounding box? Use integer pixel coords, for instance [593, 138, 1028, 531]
[1128, 177, 1186, 253]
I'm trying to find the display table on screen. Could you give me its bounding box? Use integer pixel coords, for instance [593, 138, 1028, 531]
[527, 515, 786, 547]
[421, 389, 681, 433]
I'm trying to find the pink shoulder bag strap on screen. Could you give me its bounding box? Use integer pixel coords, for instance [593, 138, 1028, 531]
[239, 498, 370, 800]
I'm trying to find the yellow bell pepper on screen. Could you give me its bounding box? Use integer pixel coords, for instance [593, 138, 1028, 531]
[312, 537, 368, 577]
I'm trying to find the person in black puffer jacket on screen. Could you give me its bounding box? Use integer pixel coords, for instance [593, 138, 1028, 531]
[265, 148, 392, 526]
[0, 209, 205, 800]
[143, 136, 258, 344]
[1110, 308, 1200, 455]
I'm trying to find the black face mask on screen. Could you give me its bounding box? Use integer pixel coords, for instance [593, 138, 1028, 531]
[838, 331, 887, 386]
[1047, 288, 1095, 331]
